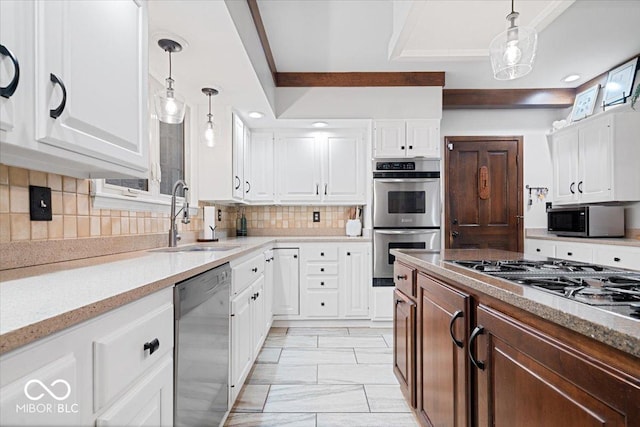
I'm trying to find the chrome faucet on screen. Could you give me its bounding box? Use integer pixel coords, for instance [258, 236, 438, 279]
[169, 179, 190, 247]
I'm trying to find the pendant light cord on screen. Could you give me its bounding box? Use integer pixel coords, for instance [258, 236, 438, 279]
[168, 50, 172, 79]
[511, 0, 514, 14]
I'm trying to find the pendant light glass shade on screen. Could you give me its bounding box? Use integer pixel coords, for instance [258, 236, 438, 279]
[489, 5, 537, 81]
[154, 39, 186, 123]
[201, 88, 219, 147]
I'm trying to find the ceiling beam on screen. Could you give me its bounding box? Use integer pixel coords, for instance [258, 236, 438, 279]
[247, 0, 278, 85]
[443, 88, 576, 109]
[276, 72, 445, 87]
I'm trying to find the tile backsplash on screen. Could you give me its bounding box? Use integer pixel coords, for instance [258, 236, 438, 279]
[0, 164, 202, 243]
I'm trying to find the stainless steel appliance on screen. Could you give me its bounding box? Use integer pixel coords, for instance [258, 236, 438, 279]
[174, 263, 231, 427]
[373, 159, 441, 286]
[449, 259, 640, 319]
[547, 205, 624, 237]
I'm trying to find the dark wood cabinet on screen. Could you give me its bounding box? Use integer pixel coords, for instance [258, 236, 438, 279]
[416, 273, 470, 427]
[394, 288, 416, 407]
[473, 304, 640, 427]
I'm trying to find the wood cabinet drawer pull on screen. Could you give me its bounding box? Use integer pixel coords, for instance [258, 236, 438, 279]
[468, 326, 485, 371]
[449, 310, 464, 349]
[143, 338, 160, 355]
[396, 274, 407, 281]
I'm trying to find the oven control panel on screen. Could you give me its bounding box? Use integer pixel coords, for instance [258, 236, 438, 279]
[376, 162, 415, 171]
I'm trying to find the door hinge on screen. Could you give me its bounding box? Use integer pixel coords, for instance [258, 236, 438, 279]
[447, 143, 454, 151]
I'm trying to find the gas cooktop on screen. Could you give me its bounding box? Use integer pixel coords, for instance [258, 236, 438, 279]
[448, 259, 640, 320]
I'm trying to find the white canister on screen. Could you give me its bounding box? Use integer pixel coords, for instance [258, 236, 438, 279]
[346, 219, 362, 237]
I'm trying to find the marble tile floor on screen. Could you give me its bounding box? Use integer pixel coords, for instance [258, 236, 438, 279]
[224, 327, 419, 427]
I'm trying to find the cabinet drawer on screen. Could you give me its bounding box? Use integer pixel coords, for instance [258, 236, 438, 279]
[394, 262, 416, 298]
[233, 253, 265, 295]
[94, 302, 173, 411]
[306, 290, 339, 317]
[306, 263, 338, 276]
[555, 244, 593, 263]
[306, 247, 338, 261]
[593, 247, 640, 270]
[307, 277, 338, 289]
[525, 239, 556, 257]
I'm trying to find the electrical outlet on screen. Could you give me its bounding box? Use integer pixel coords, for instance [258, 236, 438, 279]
[29, 185, 52, 221]
[313, 211, 320, 222]
[218, 209, 222, 221]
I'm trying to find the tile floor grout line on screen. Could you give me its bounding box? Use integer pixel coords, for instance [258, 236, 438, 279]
[362, 384, 372, 413]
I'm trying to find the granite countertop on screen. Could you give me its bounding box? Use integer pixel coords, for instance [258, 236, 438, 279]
[390, 248, 640, 359]
[526, 228, 640, 247]
[0, 235, 370, 355]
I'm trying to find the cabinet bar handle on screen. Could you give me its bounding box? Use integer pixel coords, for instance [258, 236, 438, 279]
[143, 338, 160, 355]
[0, 44, 20, 98]
[316, 184, 319, 195]
[449, 310, 464, 348]
[324, 183, 327, 195]
[235, 176, 241, 190]
[468, 326, 485, 370]
[569, 182, 575, 194]
[49, 73, 67, 119]
[396, 274, 407, 281]
[577, 181, 583, 193]
[246, 181, 251, 193]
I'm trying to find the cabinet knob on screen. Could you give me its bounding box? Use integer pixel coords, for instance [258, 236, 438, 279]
[252, 267, 258, 273]
[321, 282, 325, 286]
[320, 302, 325, 306]
[536, 248, 541, 252]
[347, 252, 351, 256]
[294, 254, 298, 259]
[567, 252, 573, 256]
[321, 252, 324, 256]
[613, 257, 621, 262]
[320, 268, 325, 272]
[143, 338, 160, 355]
[400, 146, 405, 150]
[408, 145, 413, 150]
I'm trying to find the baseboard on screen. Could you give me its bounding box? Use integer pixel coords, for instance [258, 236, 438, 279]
[272, 318, 393, 328]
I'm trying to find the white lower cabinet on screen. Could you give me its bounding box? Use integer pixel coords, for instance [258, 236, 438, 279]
[370, 287, 394, 321]
[0, 288, 173, 427]
[230, 284, 253, 402]
[230, 251, 268, 403]
[264, 249, 275, 331]
[296, 242, 371, 319]
[272, 248, 300, 316]
[525, 238, 639, 271]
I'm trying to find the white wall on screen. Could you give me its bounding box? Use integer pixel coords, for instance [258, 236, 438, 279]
[441, 109, 564, 229]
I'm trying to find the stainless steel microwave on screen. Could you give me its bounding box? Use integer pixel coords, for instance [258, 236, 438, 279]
[547, 206, 624, 237]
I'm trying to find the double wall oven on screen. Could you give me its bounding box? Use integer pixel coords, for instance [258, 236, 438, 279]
[373, 159, 441, 286]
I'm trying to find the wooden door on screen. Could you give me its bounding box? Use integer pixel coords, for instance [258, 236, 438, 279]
[417, 273, 470, 427]
[474, 305, 638, 427]
[445, 136, 523, 251]
[393, 289, 416, 408]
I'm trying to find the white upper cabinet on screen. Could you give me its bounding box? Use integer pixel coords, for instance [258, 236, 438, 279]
[374, 119, 440, 158]
[277, 134, 322, 202]
[1, 0, 149, 178]
[276, 130, 366, 204]
[232, 113, 245, 199]
[323, 133, 365, 203]
[245, 132, 275, 203]
[549, 108, 640, 205]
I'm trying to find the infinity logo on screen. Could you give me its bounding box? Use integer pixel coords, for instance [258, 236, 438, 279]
[24, 379, 71, 401]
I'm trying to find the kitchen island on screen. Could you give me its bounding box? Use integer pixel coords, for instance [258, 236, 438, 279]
[391, 248, 639, 427]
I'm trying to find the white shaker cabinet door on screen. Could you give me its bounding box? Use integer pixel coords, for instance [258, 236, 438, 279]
[230, 285, 253, 402]
[406, 119, 440, 158]
[34, 0, 148, 177]
[323, 134, 365, 203]
[277, 135, 321, 202]
[373, 120, 405, 158]
[272, 248, 300, 316]
[550, 128, 580, 204]
[246, 132, 275, 202]
[578, 116, 612, 203]
[340, 245, 370, 318]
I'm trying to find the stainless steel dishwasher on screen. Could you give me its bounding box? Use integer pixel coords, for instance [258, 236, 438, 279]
[174, 263, 230, 427]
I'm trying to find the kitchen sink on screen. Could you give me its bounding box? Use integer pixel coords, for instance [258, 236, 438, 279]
[150, 244, 241, 253]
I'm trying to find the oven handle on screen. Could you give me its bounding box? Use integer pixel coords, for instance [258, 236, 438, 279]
[374, 229, 440, 235]
[374, 178, 439, 183]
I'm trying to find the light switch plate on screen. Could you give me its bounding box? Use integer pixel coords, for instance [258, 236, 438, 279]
[29, 185, 52, 221]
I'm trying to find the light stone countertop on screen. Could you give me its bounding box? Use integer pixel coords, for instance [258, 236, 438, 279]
[526, 228, 640, 247]
[0, 236, 370, 355]
[391, 248, 640, 359]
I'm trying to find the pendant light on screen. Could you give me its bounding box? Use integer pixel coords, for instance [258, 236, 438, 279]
[154, 39, 186, 124]
[489, 0, 538, 81]
[201, 87, 219, 147]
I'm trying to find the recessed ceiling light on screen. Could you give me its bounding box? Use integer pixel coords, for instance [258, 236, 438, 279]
[248, 111, 264, 119]
[562, 74, 581, 83]
[312, 121, 328, 128]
